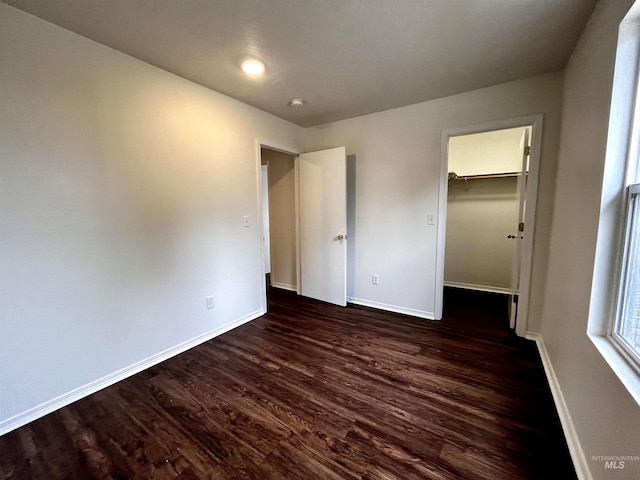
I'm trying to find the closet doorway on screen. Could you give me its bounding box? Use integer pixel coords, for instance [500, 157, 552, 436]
[436, 115, 542, 336]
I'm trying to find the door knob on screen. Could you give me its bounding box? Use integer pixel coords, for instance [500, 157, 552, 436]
[336, 234, 346, 241]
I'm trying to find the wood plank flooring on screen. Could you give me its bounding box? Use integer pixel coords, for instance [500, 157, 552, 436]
[0, 286, 576, 479]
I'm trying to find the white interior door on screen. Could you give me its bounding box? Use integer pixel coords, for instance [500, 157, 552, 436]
[298, 146, 347, 306]
[508, 129, 531, 329]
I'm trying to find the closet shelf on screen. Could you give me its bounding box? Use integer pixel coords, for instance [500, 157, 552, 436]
[448, 171, 525, 181]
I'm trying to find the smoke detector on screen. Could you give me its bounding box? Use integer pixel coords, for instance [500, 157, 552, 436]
[288, 98, 305, 107]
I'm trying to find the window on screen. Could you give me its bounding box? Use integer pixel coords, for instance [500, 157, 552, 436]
[613, 183, 640, 368]
[587, 2, 640, 406]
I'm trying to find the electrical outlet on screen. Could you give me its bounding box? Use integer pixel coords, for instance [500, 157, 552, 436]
[372, 274, 379, 285]
[206, 296, 215, 309]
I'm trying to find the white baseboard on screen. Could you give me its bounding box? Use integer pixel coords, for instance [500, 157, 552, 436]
[444, 281, 512, 295]
[525, 332, 592, 480]
[0, 309, 265, 436]
[347, 296, 435, 320]
[271, 282, 297, 292]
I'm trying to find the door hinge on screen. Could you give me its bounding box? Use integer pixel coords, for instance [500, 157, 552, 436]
[518, 222, 525, 232]
[524, 145, 531, 156]
[513, 294, 519, 304]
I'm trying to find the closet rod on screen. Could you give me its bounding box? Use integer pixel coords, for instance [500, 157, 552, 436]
[448, 171, 525, 181]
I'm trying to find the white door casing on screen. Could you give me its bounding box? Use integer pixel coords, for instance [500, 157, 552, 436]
[436, 114, 543, 337]
[256, 140, 301, 314]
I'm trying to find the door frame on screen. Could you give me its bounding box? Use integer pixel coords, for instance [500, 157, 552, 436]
[255, 139, 301, 314]
[435, 114, 543, 336]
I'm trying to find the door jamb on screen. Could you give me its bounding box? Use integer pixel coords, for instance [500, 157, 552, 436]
[255, 139, 301, 314]
[435, 114, 544, 337]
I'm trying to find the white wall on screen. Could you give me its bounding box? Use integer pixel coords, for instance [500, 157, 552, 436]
[445, 177, 518, 291]
[448, 127, 526, 177]
[539, 0, 640, 478]
[0, 4, 303, 432]
[304, 72, 563, 323]
[263, 149, 297, 291]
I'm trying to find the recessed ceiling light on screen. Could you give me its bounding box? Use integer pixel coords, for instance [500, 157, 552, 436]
[241, 59, 265, 76]
[288, 98, 305, 107]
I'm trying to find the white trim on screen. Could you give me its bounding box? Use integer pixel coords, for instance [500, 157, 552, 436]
[0, 309, 264, 436]
[271, 282, 297, 292]
[347, 296, 435, 320]
[256, 139, 302, 157]
[612, 186, 640, 367]
[294, 154, 302, 295]
[436, 130, 449, 320]
[444, 281, 511, 295]
[526, 332, 592, 480]
[436, 114, 543, 338]
[255, 139, 269, 314]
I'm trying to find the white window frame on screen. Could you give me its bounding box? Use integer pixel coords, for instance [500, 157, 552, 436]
[610, 183, 640, 371]
[588, 2, 640, 408]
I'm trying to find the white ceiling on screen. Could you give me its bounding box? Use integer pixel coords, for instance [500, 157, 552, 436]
[4, 0, 597, 127]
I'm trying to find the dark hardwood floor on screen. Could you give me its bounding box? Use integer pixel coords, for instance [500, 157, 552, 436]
[0, 286, 576, 479]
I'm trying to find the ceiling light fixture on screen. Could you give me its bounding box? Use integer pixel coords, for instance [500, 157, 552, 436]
[241, 59, 265, 76]
[288, 98, 305, 107]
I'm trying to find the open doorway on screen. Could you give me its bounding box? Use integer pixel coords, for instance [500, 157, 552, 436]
[436, 115, 542, 336]
[258, 143, 349, 313]
[261, 147, 298, 293]
[445, 126, 530, 327]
